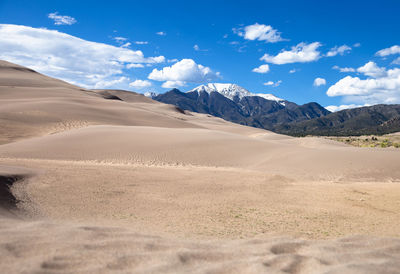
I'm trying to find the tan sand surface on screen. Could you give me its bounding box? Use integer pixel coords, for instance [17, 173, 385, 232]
[1, 60, 400, 273]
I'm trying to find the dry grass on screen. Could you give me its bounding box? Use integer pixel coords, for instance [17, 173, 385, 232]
[327, 133, 400, 148]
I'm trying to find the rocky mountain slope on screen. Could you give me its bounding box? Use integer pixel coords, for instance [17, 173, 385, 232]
[151, 83, 400, 136]
[152, 84, 330, 131]
[275, 104, 400, 136]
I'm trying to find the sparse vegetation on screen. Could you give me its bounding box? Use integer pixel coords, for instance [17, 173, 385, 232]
[327, 133, 400, 148]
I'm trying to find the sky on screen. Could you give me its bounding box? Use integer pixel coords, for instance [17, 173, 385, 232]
[0, 0, 399, 111]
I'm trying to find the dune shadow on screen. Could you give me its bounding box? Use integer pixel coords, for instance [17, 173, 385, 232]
[0, 174, 25, 211]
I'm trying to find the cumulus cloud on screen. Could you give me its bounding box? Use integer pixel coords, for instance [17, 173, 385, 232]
[325, 104, 366, 112]
[327, 69, 400, 97]
[0, 24, 165, 88]
[263, 80, 281, 87]
[252, 64, 270, 73]
[94, 76, 129, 89]
[260, 42, 321, 64]
[156, 31, 166, 36]
[314, 77, 326, 86]
[126, 63, 144, 69]
[326, 45, 351, 57]
[327, 62, 400, 105]
[376, 45, 400, 57]
[357, 61, 386, 77]
[332, 65, 355, 72]
[148, 59, 219, 87]
[235, 23, 285, 43]
[129, 79, 152, 88]
[161, 81, 186, 88]
[48, 12, 77, 25]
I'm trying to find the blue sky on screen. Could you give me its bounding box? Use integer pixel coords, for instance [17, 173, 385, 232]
[0, 0, 399, 110]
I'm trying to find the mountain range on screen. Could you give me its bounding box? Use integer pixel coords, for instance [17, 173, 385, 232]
[151, 84, 330, 131]
[149, 83, 400, 136]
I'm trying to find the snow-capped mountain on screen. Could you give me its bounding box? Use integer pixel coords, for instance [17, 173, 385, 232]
[143, 91, 158, 98]
[152, 85, 329, 132]
[189, 83, 285, 105]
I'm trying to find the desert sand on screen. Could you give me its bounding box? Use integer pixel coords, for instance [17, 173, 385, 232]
[1, 60, 400, 273]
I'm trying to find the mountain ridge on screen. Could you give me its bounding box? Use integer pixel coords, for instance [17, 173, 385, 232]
[151, 83, 400, 136]
[189, 83, 286, 104]
[275, 104, 400, 136]
[153, 86, 330, 131]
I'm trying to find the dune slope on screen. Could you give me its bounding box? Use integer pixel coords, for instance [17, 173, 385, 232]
[1, 60, 400, 273]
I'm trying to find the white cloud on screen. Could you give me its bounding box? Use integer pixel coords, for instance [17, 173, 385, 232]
[126, 63, 144, 69]
[252, 64, 270, 73]
[48, 12, 76, 25]
[161, 81, 186, 88]
[357, 61, 386, 78]
[260, 42, 321, 64]
[327, 68, 400, 97]
[94, 76, 129, 89]
[156, 31, 166, 36]
[129, 79, 152, 88]
[146, 56, 166, 63]
[148, 59, 219, 87]
[113, 36, 127, 43]
[121, 42, 131, 48]
[235, 23, 284, 43]
[135, 41, 148, 45]
[263, 80, 282, 87]
[353, 43, 361, 48]
[376, 45, 400, 57]
[332, 65, 355, 72]
[314, 77, 326, 86]
[326, 45, 351, 57]
[289, 69, 297, 73]
[325, 104, 365, 112]
[326, 65, 400, 105]
[167, 58, 179, 63]
[193, 44, 208, 52]
[0, 24, 165, 88]
[392, 57, 400, 65]
[113, 37, 131, 48]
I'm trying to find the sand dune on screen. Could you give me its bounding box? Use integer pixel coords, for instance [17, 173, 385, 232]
[1, 60, 400, 273]
[1, 125, 399, 182]
[1, 216, 400, 274]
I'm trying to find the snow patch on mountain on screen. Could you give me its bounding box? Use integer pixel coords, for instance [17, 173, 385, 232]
[144, 91, 158, 98]
[189, 83, 285, 105]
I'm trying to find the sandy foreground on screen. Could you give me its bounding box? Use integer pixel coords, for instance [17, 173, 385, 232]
[1, 60, 400, 273]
